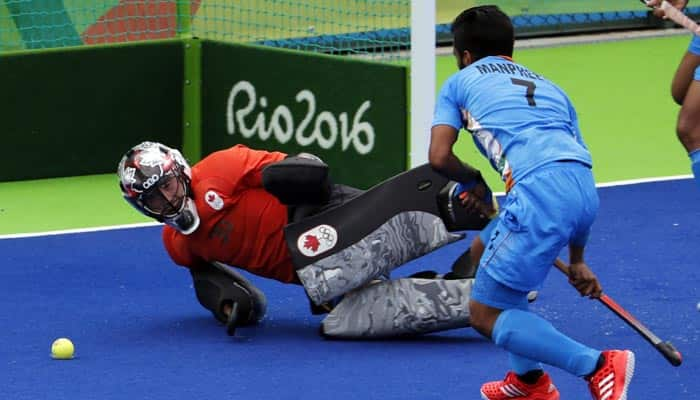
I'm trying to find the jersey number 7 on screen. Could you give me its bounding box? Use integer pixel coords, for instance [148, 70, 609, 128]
[511, 78, 537, 106]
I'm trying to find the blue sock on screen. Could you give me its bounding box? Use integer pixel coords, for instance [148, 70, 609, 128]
[509, 353, 543, 376]
[690, 150, 700, 189]
[493, 309, 601, 377]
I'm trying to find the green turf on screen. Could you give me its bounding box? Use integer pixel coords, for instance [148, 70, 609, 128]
[0, 34, 692, 235]
[0, 174, 150, 235]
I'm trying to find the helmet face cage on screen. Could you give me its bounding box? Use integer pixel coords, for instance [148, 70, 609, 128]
[118, 142, 192, 222]
[140, 175, 188, 218]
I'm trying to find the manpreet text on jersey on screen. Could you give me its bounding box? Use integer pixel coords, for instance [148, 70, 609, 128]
[474, 62, 544, 81]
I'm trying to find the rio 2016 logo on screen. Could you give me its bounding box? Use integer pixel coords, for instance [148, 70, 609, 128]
[226, 80, 375, 155]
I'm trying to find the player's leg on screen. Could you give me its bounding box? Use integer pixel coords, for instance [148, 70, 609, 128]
[472, 163, 633, 400]
[670, 36, 700, 189]
[471, 264, 562, 399]
[262, 152, 332, 206]
[670, 35, 700, 105]
[320, 223, 503, 339]
[287, 165, 471, 305]
[472, 237, 594, 399]
[677, 66, 700, 189]
[446, 219, 538, 302]
[320, 275, 473, 338]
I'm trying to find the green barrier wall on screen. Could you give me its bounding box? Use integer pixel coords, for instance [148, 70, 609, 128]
[0, 40, 184, 181]
[199, 40, 407, 189]
[0, 38, 406, 186]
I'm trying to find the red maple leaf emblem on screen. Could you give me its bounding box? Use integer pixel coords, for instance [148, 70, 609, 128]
[207, 193, 215, 202]
[303, 234, 320, 253]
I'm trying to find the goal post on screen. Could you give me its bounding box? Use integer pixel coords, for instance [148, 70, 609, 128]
[409, 0, 436, 168]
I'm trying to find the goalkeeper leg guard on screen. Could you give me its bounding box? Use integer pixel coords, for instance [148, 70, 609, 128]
[287, 164, 462, 305]
[320, 277, 473, 338]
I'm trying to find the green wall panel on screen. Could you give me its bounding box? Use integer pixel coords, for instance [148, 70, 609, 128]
[200, 40, 407, 189]
[0, 41, 184, 181]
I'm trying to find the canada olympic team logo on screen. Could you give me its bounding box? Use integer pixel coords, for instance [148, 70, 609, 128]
[205, 190, 224, 211]
[297, 224, 338, 257]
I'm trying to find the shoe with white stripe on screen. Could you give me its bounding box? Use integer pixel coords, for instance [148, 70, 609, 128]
[480, 371, 560, 400]
[587, 350, 635, 400]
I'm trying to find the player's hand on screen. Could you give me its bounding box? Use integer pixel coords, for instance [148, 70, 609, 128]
[644, 0, 688, 18]
[455, 182, 496, 217]
[567, 261, 603, 299]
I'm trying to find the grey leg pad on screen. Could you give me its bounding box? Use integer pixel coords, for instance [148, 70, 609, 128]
[296, 211, 461, 305]
[320, 277, 473, 339]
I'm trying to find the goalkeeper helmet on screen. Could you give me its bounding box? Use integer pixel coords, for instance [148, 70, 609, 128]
[117, 142, 200, 234]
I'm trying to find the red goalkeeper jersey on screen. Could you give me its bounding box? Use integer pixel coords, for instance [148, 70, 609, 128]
[162, 145, 298, 283]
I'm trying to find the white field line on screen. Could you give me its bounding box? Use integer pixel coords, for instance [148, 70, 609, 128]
[0, 174, 693, 240]
[0, 221, 162, 240]
[489, 174, 693, 196]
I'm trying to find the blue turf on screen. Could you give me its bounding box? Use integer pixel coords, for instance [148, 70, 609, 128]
[1, 180, 698, 399]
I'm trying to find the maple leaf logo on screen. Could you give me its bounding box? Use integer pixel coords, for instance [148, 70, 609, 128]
[205, 190, 224, 211]
[297, 225, 337, 257]
[303, 234, 320, 253]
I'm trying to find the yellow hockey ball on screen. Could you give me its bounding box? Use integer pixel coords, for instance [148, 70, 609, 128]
[51, 338, 74, 360]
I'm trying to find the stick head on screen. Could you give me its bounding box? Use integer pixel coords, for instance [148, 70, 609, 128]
[656, 341, 683, 366]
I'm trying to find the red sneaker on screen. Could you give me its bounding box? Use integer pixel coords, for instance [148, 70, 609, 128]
[480, 371, 560, 400]
[587, 350, 635, 400]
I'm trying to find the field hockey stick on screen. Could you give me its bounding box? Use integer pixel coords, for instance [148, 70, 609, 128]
[642, 0, 700, 34]
[553, 258, 683, 366]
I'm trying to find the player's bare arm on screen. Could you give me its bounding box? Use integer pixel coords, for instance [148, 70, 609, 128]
[644, 0, 689, 18]
[567, 244, 603, 298]
[429, 124, 475, 182]
[429, 124, 492, 214]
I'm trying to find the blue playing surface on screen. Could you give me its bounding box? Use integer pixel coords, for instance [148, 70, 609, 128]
[1, 179, 698, 399]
